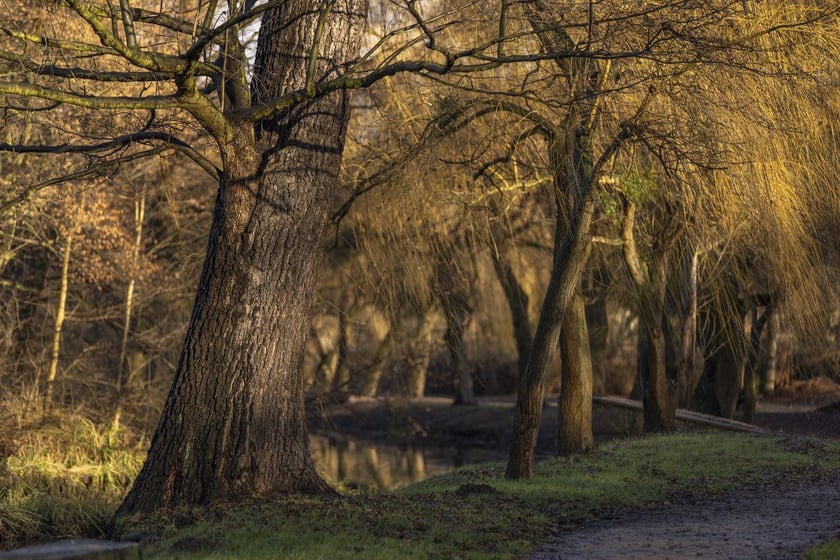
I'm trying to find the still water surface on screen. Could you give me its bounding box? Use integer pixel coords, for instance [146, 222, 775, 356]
[309, 435, 501, 490]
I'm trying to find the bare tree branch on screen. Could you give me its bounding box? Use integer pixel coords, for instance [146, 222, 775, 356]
[0, 131, 220, 179]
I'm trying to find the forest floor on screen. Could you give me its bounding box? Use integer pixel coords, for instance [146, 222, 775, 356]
[308, 376, 840, 559]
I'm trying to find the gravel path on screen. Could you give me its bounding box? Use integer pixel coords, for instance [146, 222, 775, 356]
[527, 471, 840, 560]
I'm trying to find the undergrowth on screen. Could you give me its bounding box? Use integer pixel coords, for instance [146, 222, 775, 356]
[0, 401, 145, 549]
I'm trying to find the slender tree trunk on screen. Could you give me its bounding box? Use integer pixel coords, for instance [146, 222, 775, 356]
[675, 249, 699, 407]
[311, 319, 340, 392]
[43, 232, 72, 410]
[112, 191, 145, 431]
[491, 249, 533, 375]
[557, 291, 595, 454]
[621, 201, 676, 431]
[115, 0, 367, 516]
[742, 302, 772, 423]
[330, 304, 351, 394]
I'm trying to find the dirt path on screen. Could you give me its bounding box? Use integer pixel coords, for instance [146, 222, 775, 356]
[527, 471, 840, 560]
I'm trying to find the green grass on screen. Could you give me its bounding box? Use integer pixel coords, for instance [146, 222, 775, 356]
[803, 540, 840, 560]
[3, 421, 838, 559]
[120, 432, 840, 560]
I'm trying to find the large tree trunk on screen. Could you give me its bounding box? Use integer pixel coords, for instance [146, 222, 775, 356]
[112, 191, 146, 432]
[557, 291, 595, 455]
[115, 0, 366, 516]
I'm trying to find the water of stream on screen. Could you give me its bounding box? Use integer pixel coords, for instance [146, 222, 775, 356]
[309, 435, 502, 490]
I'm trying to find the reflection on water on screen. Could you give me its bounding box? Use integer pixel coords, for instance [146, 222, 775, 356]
[310, 435, 502, 490]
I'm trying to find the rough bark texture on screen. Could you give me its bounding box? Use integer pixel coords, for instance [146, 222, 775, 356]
[557, 292, 595, 454]
[115, 0, 366, 516]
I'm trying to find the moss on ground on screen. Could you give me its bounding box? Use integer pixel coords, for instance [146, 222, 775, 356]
[803, 540, 840, 560]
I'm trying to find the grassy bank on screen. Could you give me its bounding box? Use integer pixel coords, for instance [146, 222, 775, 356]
[0, 410, 144, 548]
[113, 432, 840, 560]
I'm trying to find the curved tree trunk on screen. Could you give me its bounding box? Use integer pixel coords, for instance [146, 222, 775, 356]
[620, 200, 676, 432]
[407, 312, 434, 398]
[491, 249, 533, 376]
[557, 291, 595, 455]
[115, 0, 366, 516]
[506, 135, 597, 478]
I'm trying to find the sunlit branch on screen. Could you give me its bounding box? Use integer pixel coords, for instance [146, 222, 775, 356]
[0, 81, 183, 111]
[0, 26, 119, 56]
[306, 0, 336, 98]
[64, 0, 187, 73]
[0, 49, 176, 82]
